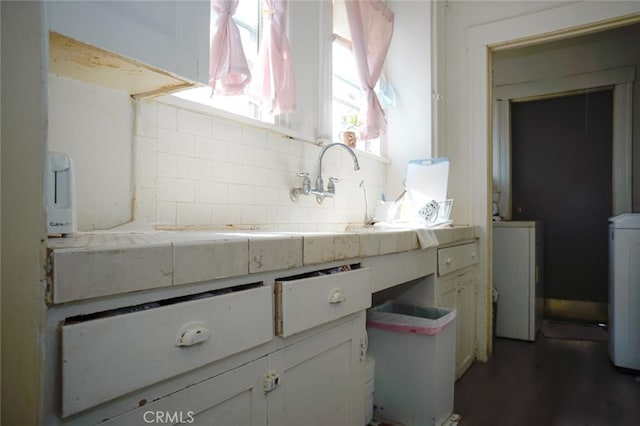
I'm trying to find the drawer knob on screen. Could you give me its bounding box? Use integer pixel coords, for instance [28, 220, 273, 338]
[446, 257, 452, 265]
[328, 288, 346, 304]
[176, 321, 211, 347]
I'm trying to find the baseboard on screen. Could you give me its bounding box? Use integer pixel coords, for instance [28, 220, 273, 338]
[544, 298, 608, 323]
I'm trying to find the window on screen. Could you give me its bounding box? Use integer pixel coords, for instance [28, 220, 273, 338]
[332, 0, 382, 156]
[173, 0, 276, 124]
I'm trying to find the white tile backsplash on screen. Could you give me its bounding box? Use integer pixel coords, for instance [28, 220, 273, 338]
[241, 205, 268, 224]
[241, 125, 268, 147]
[158, 178, 195, 203]
[196, 136, 228, 160]
[177, 109, 212, 137]
[157, 128, 196, 156]
[212, 161, 243, 184]
[157, 152, 178, 177]
[176, 202, 212, 226]
[227, 184, 256, 205]
[228, 142, 256, 165]
[212, 204, 242, 224]
[213, 116, 243, 142]
[196, 181, 228, 204]
[156, 201, 177, 225]
[134, 98, 388, 230]
[157, 103, 177, 130]
[177, 156, 213, 181]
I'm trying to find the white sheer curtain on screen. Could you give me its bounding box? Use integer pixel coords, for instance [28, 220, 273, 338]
[209, 0, 251, 95]
[344, 0, 394, 139]
[247, 0, 296, 114]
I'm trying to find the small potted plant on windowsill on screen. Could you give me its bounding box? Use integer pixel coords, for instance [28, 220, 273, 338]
[340, 113, 361, 148]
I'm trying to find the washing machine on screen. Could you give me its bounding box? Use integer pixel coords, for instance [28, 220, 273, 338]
[609, 214, 640, 370]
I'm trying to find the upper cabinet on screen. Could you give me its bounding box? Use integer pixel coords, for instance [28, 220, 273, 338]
[47, 0, 210, 96]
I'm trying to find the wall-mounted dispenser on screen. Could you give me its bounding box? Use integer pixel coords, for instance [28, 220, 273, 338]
[45, 151, 77, 236]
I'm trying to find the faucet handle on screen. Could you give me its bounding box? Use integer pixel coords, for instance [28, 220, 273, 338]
[297, 172, 311, 194]
[327, 177, 340, 195]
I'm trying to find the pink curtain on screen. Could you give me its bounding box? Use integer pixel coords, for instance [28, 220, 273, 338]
[209, 0, 251, 96]
[247, 0, 296, 114]
[345, 0, 394, 139]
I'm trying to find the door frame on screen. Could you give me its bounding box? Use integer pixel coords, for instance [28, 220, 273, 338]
[464, 2, 640, 361]
[493, 67, 634, 219]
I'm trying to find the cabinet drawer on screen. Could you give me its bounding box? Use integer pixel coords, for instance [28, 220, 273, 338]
[275, 267, 371, 337]
[61, 285, 273, 417]
[438, 242, 478, 276]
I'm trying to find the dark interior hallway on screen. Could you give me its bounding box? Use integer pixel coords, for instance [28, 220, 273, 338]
[454, 334, 640, 425]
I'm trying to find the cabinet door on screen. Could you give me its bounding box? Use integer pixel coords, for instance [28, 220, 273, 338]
[267, 314, 366, 426]
[48, 1, 209, 84]
[104, 357, 268, 426]
[456, 273, 476, 379]
[436, 270, 476, 380]
[436, 274, 458, 311]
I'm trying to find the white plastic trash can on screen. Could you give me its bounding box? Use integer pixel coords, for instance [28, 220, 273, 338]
[366, 301, 456, 426]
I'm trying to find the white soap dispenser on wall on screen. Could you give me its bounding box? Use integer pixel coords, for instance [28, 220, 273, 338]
[45, 151, 77, 236]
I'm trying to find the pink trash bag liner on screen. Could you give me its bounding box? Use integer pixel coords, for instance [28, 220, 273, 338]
[366, 301, 456, 336]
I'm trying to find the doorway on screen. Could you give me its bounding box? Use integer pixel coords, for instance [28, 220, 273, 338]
[510, 90, 613, 319]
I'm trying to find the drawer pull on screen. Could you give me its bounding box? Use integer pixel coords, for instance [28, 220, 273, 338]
[176, 321, 211, 347]
[446, 257, 453, 265]
[328, 288, 346, 304]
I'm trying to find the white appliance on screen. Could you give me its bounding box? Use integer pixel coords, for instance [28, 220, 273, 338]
[609, 214, 640, 370]
[493, 221, 544, 341]
[45, 151, 77, 236]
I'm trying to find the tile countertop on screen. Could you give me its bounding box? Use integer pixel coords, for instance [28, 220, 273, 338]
[46, 226, 477, 305]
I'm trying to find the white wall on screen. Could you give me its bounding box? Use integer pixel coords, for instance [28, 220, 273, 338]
[133, 98, 387, 232]
[386, 0, 433, 202]
[48, 74, 134, 231]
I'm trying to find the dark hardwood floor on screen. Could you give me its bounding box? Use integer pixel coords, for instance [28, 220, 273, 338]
[454, 335, 640, 426]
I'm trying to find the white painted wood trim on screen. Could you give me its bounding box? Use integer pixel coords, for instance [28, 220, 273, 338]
[318, 0, 333, 142]
[468, 43, 491, 362]
[493, 100, 511, 220]
[431, 0, 446, 157]
[613, 82, 634, 214]
[494, 66, 635, 100]
[468, 2, 640, 49]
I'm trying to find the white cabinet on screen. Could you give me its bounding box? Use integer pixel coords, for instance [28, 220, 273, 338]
[267, 314, 366, 426]
[104, 357, 268, 426]
[53, 264, 369, 425]
[61, 285, 274, 417]
[493, 221, 544, 341]
[100, 313, 365, 426]
[47, 0, 209, 85]
[435, 241, 478, 380]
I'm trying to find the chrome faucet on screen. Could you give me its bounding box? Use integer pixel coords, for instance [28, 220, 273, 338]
[290, 143, 360, 204]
